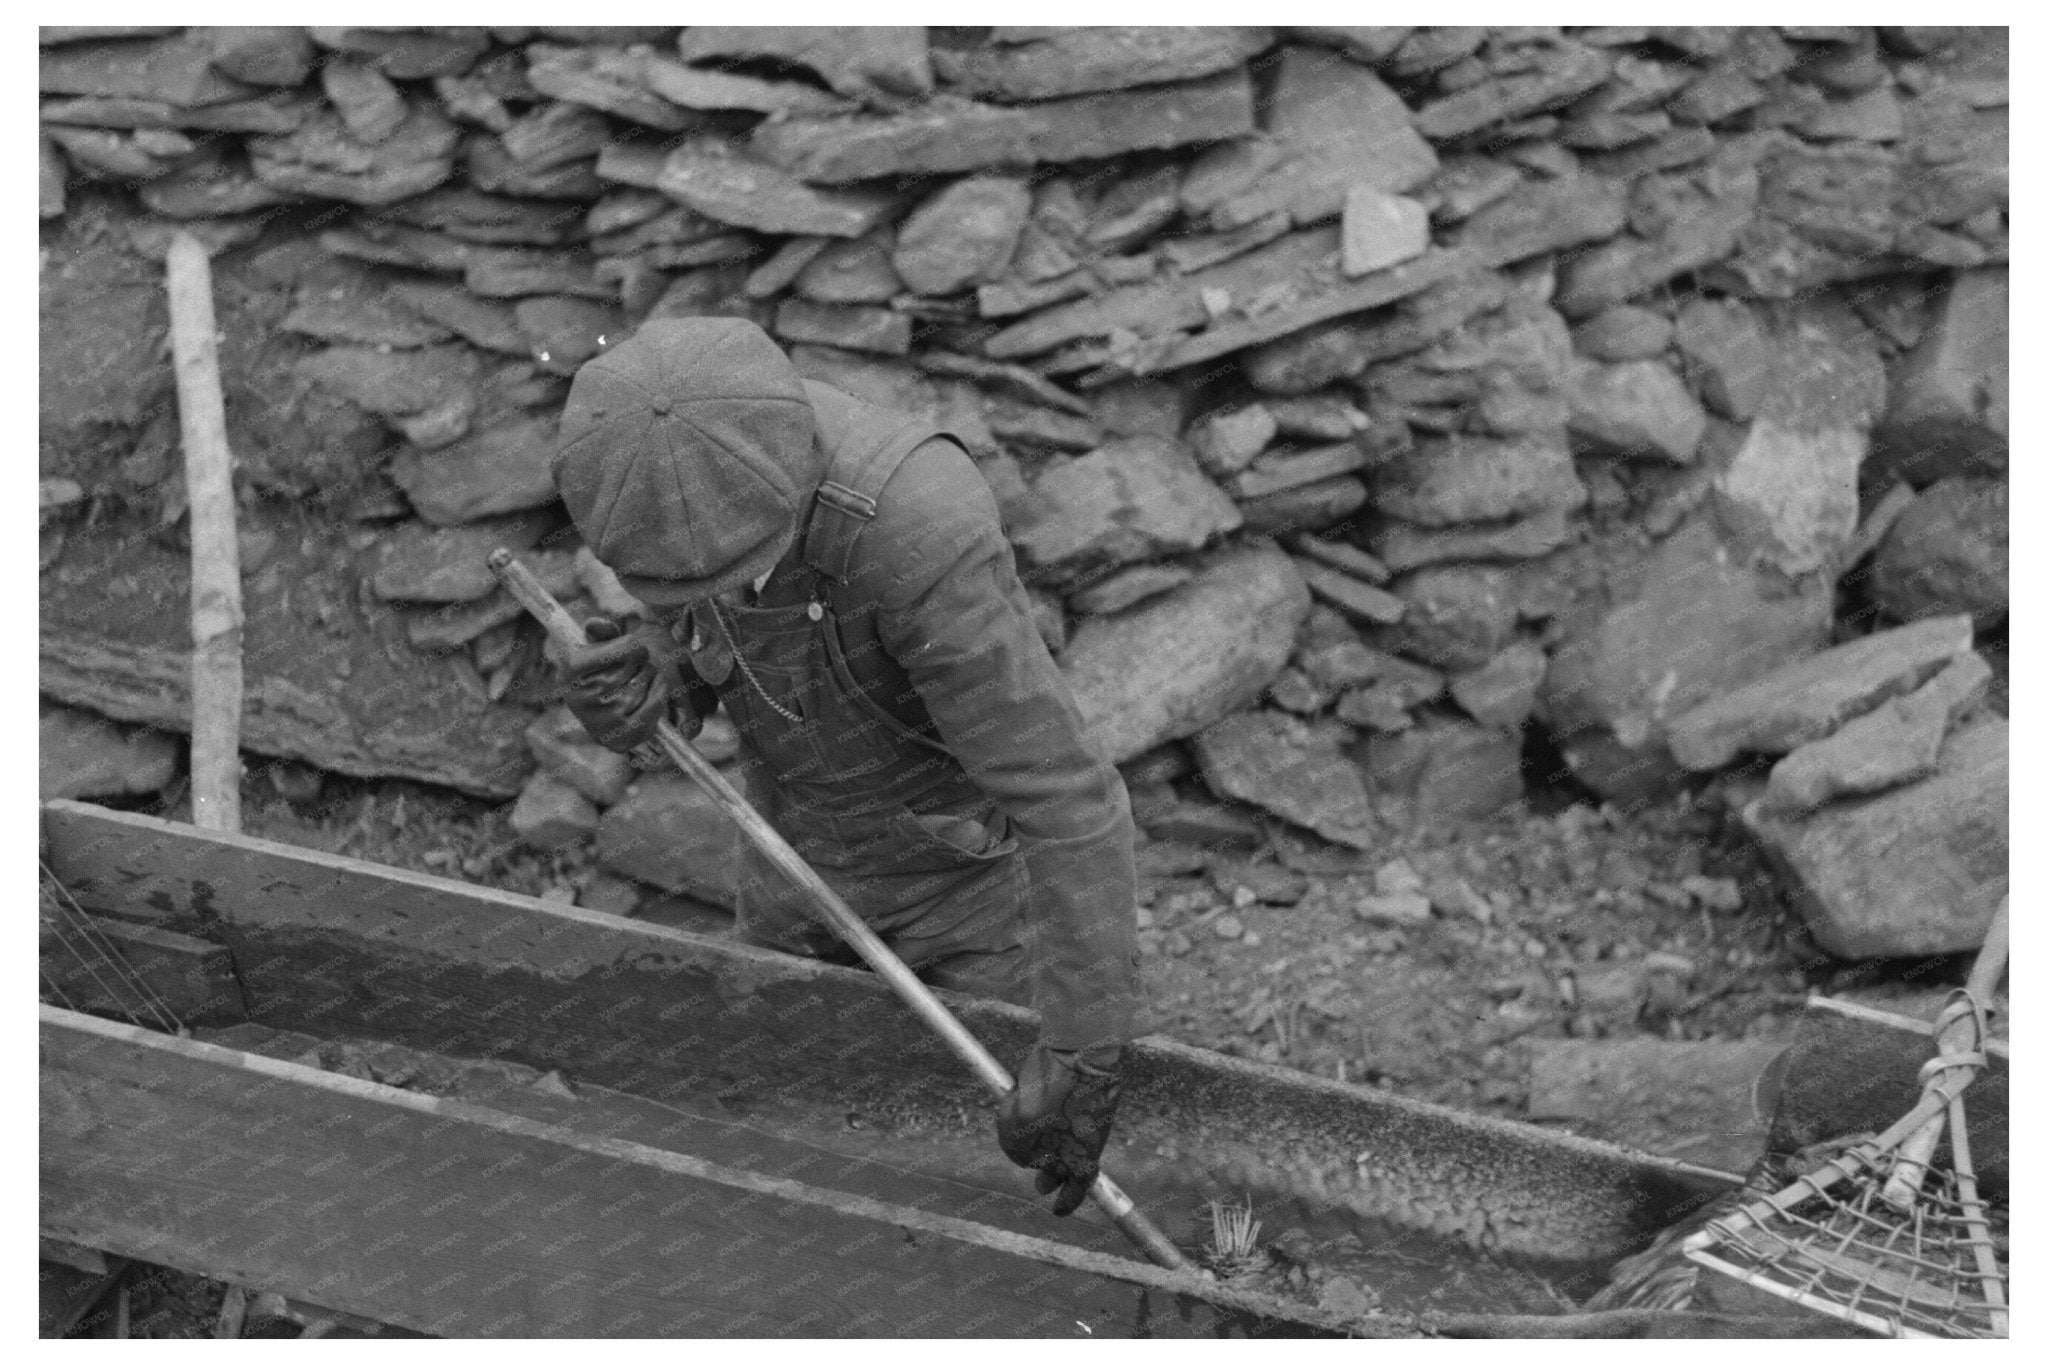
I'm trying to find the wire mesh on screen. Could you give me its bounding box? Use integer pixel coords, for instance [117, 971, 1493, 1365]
[1686, 1143, 2008, 1338]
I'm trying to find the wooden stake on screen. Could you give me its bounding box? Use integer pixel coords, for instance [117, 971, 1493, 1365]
[164, 233, 243, 833]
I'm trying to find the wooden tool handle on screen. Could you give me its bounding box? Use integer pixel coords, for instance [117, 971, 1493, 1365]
[1880, 896, 2009, 1208]
[488, 549, 1192, 1273]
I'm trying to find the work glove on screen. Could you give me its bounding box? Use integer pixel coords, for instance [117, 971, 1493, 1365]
[996, 1042, 1123, 1217]
[562, 615, 690, 753]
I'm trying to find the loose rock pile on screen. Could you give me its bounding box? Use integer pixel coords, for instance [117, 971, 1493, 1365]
[37, 25, 2008, 960]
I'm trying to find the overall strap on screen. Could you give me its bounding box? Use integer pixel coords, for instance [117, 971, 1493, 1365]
[800, 381, 966, 584]
[796, 381, 967, 758]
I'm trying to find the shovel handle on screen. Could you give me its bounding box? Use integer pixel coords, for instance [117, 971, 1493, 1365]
[486, 549, 1192, 1273]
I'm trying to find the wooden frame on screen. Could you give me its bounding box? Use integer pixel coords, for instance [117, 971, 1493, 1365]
[42, 800, 1756, 1336]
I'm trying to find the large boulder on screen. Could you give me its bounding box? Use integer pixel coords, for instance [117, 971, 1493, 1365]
[596, 773, 751, 909]
[1711, 299, 1889, 575]
[1868, 477, 2008, 629]
[39, 703, 180, 801]
[1540, 517, 1834, 799]
[1011, 436, 1241, 578]
[1062, 544, 1310, 764]
[1744, 714, 2007, 957]
[1191, 710, 1375, 848]
[1359, 716, 1525, 824]
[1866, 267, 2007, 486]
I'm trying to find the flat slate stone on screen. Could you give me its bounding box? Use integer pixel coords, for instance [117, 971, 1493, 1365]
[771, 300, 911, 357]
[1571, 305, 1673, 362]
[1554, 172, 1756, 316]
[933, 27, 1271, 101]
[1763, 652, 1990, 814]
[1068, 564, 1195, 617]
[1227, 442, 1370, 501]
[1384, 564, 1517, 672]
[249, 103, 461, 205]
[387, 281, 528, 355]
[1232, 475, 1369, 537]
[1192, 710, 1376, 849]
[675, 26, 933, 105]
[891, 177, 1031, 296]
[656, 141, 894, 238]
[281, 292, 451, 349]
[1341, 187, 1431, 277]
[1371, 434, 1587, 527]
[1412, 40, 1612, 140]
[1369, 507, 1576, 573]
[1209, 48, 1438, 229]
[389, 416, 562, 526]
[1300, 564, 1403, 627]
[750, 70, 1255, 184]
[1666, 614, 1975, 770]
[1525, 1037, 1783, 1171]
[511, 770, 600, 850]
[1564, 356, 1707, 465]
[1672, 296, 1771, 419]
[1444, 634, 1546, 727]
[40, 32, 257, 105]
[365, 512, 558, 603]
[201, 24, 316, 86]
[1061, 543, 1310, 764]
[523, 43, 694, 130]
[641, 55, 854, 117]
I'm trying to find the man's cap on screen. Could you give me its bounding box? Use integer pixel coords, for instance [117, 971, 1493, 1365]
[552, 317, 822, 606]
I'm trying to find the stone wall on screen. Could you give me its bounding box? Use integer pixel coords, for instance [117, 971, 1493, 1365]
[37, 26, 2009, 953]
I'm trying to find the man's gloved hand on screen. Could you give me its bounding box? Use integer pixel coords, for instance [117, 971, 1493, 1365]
[562, 615, 688, 752]
[996, 1042, 1123, 1216]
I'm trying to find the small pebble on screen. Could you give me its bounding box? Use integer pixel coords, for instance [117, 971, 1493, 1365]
[1213, 913, 1246, 941]
[1681, 875, 1744, 913]
[1372, 858, 1426, 897]
[1354, 892, 1432, 925]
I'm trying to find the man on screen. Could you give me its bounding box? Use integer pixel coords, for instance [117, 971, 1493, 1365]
[551, 316, 1140, 1216]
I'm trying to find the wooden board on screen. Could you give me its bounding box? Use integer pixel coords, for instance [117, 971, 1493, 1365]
[42, 800, 1736, 1262]
[39, 911, 245, 1027]
[41, 1007, 1343, 1339]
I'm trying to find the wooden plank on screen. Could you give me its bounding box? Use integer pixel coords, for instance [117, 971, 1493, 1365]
[42, 800, 1736, 1262]
[40, 912, 245, 1026]
[1764, 996, 2008, 1196]
[41, 1007, 1345, 1339]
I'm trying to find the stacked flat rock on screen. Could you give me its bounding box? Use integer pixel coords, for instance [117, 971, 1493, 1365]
[36, 26, 2007, 949]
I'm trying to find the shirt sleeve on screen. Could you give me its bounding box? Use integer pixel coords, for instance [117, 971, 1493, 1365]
[859, 439, 1141, 1051]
